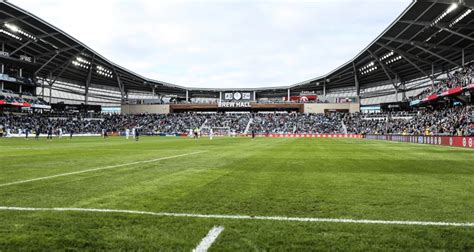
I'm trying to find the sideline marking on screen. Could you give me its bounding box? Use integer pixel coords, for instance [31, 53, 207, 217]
[192, 226, 224, 252]
[0, 151, 207, 187]
[0, 206, 472, 227]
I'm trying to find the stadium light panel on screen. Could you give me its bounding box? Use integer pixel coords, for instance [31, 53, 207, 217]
[446, 3, 458, 14]
[431, 3, 458, 27]
[449, 9, 471, 27]
[4, 23, 19, 32]
[0, 29, 22, 40]
[4, 23, 37, 41]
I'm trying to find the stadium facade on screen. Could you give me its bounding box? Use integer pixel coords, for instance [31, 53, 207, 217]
[0, 0, 473, 114]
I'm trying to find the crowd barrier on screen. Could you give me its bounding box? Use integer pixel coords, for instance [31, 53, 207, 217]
[366, 135, 474, 149]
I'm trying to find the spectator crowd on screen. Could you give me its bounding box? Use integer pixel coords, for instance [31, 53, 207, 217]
[0, 105, 472, 137]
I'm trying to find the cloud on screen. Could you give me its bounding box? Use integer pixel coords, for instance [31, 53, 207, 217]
[12, 0, 411, 88]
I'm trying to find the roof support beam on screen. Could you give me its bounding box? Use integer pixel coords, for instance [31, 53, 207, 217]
[35, 44, 80, 58]
[438, 27, 474, 41]
[413, 44, 462, 67]
[381, 37, 463, 51]
[0, 14, 29, 24]
[375, 42, 432, 66]
[418, 0, 474, 9]
[48, 51, 87, 86]
[34, 52, 59, 75]
[376, 43, 432, 78]
[9, 39, 32, 56]
[367, 49, 397, 89]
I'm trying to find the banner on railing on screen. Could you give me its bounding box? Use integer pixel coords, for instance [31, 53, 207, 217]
[366, 135, 474, 149]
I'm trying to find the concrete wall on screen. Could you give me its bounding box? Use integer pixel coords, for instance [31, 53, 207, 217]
[303, 103, 360, 114]
[121, 104, 170, 114]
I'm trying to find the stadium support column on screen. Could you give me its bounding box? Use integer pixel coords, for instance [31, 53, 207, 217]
[113, 68, 126, 104]
[253, 91, 256, 101]
[352, 62, 360, 97]
[323, 79, 326, 97]
[1, 43, 3, 90]
[431, 63, 435, 89]
[462, 49, 465, 66]
[84, 55, 95, 105]
[186, 90, 189, 102]
[219, 91, 222, 102]
[287, 89, 290, 101]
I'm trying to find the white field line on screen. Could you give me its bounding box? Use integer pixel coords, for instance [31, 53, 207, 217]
[0, 151, 207, 188]
[0, 206, 472, 227]
[192, 226, 225, 252]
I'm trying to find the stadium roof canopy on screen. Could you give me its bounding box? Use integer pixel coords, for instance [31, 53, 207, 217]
[0, 0, 473, 99]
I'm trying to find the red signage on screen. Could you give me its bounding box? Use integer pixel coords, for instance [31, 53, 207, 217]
[283, 95, 317, 102]
[441, 87, 462, 97]
[10, 102, 31, 107]
[0, 100, 5, 105]
[249, 134, 363, 138]
[366, 135, 474, 149]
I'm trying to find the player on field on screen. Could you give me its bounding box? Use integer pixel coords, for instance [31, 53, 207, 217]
[35, 127, 40, 140]
[47, 127, 53, 140]
[251, 127, 256, 140]
[134, 127, 140, 141]
[125, 128, 130, 139]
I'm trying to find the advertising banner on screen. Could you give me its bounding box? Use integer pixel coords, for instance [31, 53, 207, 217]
[365, 135, 474, 149]
[256, 134, 363, 138]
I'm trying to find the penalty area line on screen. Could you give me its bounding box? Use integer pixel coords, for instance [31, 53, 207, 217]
[192, 226, 225, 252]
[0, 206, 472, 228]
[0, 151, 207, 188]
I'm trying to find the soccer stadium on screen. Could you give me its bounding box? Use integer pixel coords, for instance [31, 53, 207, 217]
[0, 0, 473, 250]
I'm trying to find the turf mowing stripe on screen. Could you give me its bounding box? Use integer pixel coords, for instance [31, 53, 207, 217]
[0, 206, 472, 227]
[192, 226, 225, 252]
[0, 151, 207, 187]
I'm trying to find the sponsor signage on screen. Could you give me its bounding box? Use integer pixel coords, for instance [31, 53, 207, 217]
[283, 95, 317, 102]
[218, 101, 251, 108]
[366, 135, 474, 149]
[441, 87, 462, 97]
[30, 104, 51, 109]
[10, 102, 31, 107]
[410, 100, 420, 106]
[19, 55, 32, 62]
[224, 93, 233, 100]
[0, 100, 6, 105]
[242, 92, 252, 100]
[0, 74, 16, 82]
[254, 134, 362, 138]
[224, 92, 252, 101]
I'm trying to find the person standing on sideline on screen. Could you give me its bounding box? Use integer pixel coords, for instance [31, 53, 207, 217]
[35, 127, 40, 140]
[25, 128, 29, 140]
[251, 127, 256, 140]
[134, 127, 140, 141]
[209, 128, 214, 140]
[47, 127, 53, 141]
[58, 127, 63, 138]
[69, 129, 74, 139]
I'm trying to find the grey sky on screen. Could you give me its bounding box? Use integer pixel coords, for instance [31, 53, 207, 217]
[14, 0, 412, 88]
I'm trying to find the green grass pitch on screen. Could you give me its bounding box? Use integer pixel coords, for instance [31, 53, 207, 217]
[0, 136, 473, 250]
